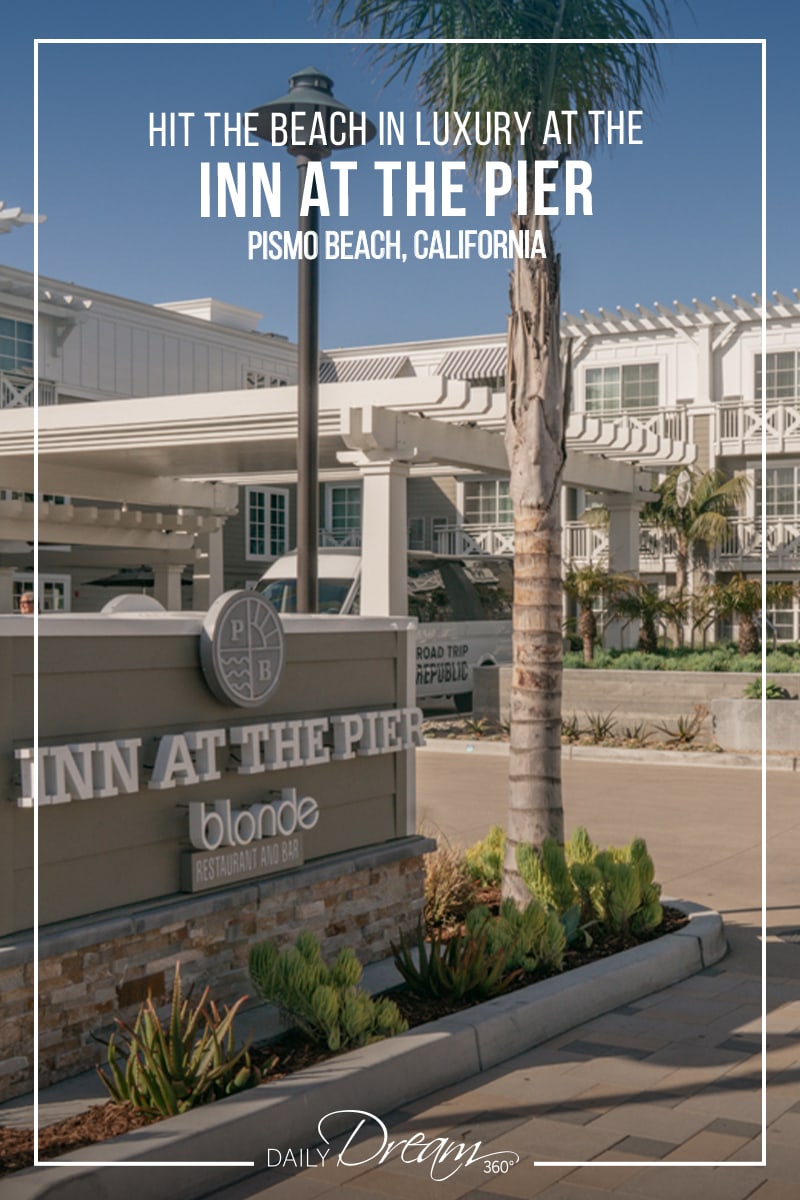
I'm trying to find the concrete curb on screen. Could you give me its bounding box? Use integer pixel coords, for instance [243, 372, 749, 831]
[420, 740, 789, 770]
[5, 902, 725, 1200]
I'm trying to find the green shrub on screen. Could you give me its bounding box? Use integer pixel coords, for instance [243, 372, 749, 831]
[97, 964, 259, 1119]
[423, 843, 478, 929]
[515, 827, 662, 940]
[464, 825, 506, 888]
[249, 932, 407, 1051]
[392, 921, 516, 1003]
[466, 898, 566, 972]
[744, 678, 794, 699]
[564, 645, 800, 673]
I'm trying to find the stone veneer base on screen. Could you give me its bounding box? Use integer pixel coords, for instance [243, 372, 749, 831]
[0, 836, 434, 1102]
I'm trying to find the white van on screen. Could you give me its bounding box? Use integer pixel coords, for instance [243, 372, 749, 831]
[259, 549, 513, 711]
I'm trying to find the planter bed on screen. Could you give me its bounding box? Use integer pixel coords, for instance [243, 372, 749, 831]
[3, 901, 725, 1200]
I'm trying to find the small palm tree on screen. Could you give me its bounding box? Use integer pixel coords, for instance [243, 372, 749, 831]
[642, 467, 750, 596]
[610, 581, 688, 654]
[711, 575, 761, 655]
[563, 563, 625, 663]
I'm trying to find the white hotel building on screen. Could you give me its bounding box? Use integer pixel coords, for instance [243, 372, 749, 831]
[1, 262, 798, 639]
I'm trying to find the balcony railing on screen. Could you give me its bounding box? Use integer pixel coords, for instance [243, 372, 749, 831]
[619, 405, 687, 443]
[563, 522, 608, 564]
[432, 520, 681, 573]
[433, 523, 515, 556]
[717, 399, 800, 453]
[0, 372, 58, 408]
[716, 517, 800, 569]
[320, 527, 361, 548]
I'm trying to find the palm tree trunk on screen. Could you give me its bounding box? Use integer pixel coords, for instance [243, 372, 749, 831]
[503, 208, 567, 906]
[578, 606, 597, 663]
[738, 613, 758, 656]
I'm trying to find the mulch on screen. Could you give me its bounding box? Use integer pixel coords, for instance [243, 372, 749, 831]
[0, 905, 689, 1176]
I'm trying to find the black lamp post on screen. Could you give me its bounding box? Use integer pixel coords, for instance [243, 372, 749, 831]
[252, 68, 376, 613]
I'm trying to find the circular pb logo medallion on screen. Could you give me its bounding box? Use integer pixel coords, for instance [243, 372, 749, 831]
[200, 591, 285, 707]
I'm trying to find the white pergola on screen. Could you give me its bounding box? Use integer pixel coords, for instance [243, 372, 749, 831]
[0, 375, 694, 613]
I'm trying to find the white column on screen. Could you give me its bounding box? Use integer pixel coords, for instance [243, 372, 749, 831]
[193, 528, 225, 611]
[604, 494, 641, 649]
[606, 495, 640, 575]
[0, 567, 17, 613]
[152, 563, 184, 611]
[358, 459, 409, 616]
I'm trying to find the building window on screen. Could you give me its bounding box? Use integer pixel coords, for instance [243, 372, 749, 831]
[463, 478, 512, 525]
[0, 318, 34, 373]
[755, 351, 800, 401]
[765, 601, 797, 643]
[1, 491, 67, 504]
[755, 466, 800, 519]
[325, 483, 362, 539]
[408, 517, 426, 550]
[585, 363, 659, 413]
[245, 369, 288, 388]
[246, 487, 289, 559]
[13, 574, 70, 612]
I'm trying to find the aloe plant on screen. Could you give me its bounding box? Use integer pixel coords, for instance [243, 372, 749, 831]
[97, 964, 259, 1119]
[392, 921, 518, 1003]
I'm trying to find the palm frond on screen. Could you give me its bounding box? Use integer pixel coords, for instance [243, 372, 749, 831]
[318, 0, 673, 173]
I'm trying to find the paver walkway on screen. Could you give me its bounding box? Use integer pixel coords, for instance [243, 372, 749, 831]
[202, 962, 796, 1199]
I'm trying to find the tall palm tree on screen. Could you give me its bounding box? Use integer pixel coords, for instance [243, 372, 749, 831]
[321, 0, 671, 903]
[641, 466, 750, 596]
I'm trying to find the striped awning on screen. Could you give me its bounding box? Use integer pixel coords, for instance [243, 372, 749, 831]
[437, 345, 506, 381]
[319, 355, 411, 384]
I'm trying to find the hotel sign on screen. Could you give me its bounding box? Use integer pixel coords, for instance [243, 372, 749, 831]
[200, 591, 285, 707]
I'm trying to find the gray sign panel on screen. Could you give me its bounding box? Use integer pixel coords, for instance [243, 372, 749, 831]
[181, 834, 304, 892]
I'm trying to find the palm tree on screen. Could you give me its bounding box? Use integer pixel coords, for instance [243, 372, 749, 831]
[641, 467, 750, 596]
[610, 580, 687, 654]
[321, 0, 672, 903]
[711, 574, 761, 655]
[563, 563, 625, 663]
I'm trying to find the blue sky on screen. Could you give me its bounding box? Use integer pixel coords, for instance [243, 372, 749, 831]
[0, 1, 792, 347]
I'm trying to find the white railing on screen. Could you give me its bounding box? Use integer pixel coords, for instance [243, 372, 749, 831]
[0, 372, 58, 408]
[563, 522, 607, 563]
[716, 518, 800, 568]
[717, 399, 800, 450]
[320, 527, 361, 547]
[621, 405, 687, 442]
[433, 523, 515, 556]
[432, 520, 679, 570]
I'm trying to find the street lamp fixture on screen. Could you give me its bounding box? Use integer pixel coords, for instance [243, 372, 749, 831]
[252, 68, 376, 613]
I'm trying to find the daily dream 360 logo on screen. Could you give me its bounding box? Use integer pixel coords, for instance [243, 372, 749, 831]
[201, 590, 285, 706]
[267, 1110, 521, 1183]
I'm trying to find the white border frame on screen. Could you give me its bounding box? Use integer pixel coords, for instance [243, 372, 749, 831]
[32, 32, 767, 1176]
